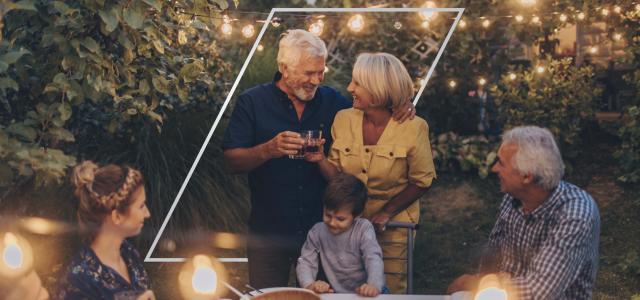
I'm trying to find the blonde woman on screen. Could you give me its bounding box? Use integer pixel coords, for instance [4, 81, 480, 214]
[58, 161, 155, 300]
[308, 53, 436, 293]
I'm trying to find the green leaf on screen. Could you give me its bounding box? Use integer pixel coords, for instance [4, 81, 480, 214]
[142, 0, 162, 11]
[13, 0, 37, 11]
[0, 61, 8, 73]
[212, 0, 228, 10]
[58, 102, 72, 121]
[147, 111, 163, 123]
[138, 79, 150, 95]
[0, 49, 30, 65]
[118, 31, 135, 50]
[122, 5, 144, 29]
[152, 39, 164, 54]
[152, 76, 169, 94]
[98, 7, 119, 33]
[7, 123, 37, 142]
[48, 127, 75, 142]
[0, 77, 19, 91]
[81, 37, 100, 53]
[179, 61, 204, 82]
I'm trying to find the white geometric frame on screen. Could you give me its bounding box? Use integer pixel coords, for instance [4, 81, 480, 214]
[145, 7, 465, 263]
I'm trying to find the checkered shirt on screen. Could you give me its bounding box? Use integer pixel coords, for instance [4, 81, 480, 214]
[488, 181, 600, 300]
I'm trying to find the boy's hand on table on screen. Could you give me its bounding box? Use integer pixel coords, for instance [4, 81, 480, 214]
[355, 283, 380, 297]
[306, 280, 334, 294]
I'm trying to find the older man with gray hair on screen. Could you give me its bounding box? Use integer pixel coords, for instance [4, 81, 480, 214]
[448, 125, 600, 299]
[223, 30, 414, 288]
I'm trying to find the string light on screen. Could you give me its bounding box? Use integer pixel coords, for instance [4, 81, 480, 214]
[220, 23, 232, 35]
[536, 66, 545, 73]
[515, 15, 524, 22]
[589, 46, 598, 54]
[257, 44, 264, 52]
[613, 33, 623, 41]
[478, 77, 487, 86]
[394, 21, 402, 30]
[241, 24, 255, 38]
[559, 14, 567, 22]
[419, 1, 437, 21]
[508, 73, 517, 80]
[459, 19, 466, 28]
[577, 12, 585, 20]
[482, 19, 490, 28]
[421, 20, 430, 29]
[448, 80, 457, 88]
[613, 6, 621, 14]
[348, 14, 365, 32]
[324, 66, 329, 73]
[308, 20, 324, 36]
[271, 17, 282, 27]
[531, 16, 540, 24]
[519, 0, 536, 6]
[601, 8, 609, 17]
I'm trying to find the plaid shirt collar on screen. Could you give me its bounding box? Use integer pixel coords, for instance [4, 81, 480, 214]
[509, 181, 566, 221]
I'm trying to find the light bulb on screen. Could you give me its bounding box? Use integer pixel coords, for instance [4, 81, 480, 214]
[257, 44, 264, 52]
[394, 21, 402, 30]
[348, 14, 365, 32]
[577, 12, 585, 20]
[221, 23, 232, 35]
[242, 24, 255, 38]
[459, 19, 466, 28]
[448, 80, 457, 88]
[309, 20, 324, 36]
[478, 77, 487, 86]
[515, 15, 524, 22]
[482, 19, 490, 28]
[508, 73, 517, 80]
[559, 14, 567, 22]
[531, 16, 540, 24]
[536, 66, 545, 73]
[419, 1, 437, 21]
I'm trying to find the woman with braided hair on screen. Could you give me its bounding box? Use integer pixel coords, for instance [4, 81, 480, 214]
[57, 161, 155, 300]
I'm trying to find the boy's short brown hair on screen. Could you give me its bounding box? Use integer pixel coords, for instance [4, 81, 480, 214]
[323, 173, 368, 216]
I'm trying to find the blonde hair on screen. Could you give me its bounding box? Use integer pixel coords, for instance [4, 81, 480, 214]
[72, 161, 144, 238]
[277, 29, 327, 71]
[352, 52, 414, 108]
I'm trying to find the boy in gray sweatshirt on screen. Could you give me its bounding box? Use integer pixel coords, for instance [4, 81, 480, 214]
[296, 173, 385, 297]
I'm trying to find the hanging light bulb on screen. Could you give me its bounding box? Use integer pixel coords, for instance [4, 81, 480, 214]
[559, 14, 568, 22]
[179, 255, 228, 300]
[601, 8, 609, 17]
[536, 66, 545, 73]
[519, 0, 536, 6]
[508, 73, 517, 80]
[577, 12, 585, 20]
[419, 1, 437, 21]
[257, 44, 264, 52]
[589, 46, 598, 54]
[348, 14, 365, 32]
[531, 16, 540, 24]
[421, 20, 430, 29]
[1, 232, 33, 279]
[308, 20, 324, 36]
[448, 80, 457, 88]
[458, 19, 466, 29]
[220, 23, 232, 35]
[324, 66, 329, 73]
[515, 15, 524, 22]
[394, 21, 402, 30]
[481, 19, 490, 28]
[613, 6, 621, 14]
[242, 24, 255, 38]
[270, 17, 282, 27]
[478, 77, 487, 86]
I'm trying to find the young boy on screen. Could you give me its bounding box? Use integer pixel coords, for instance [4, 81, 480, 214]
[296, 173, 384, 297]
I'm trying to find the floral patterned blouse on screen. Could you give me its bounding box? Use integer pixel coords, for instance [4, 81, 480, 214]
[57, 240, 150, 300]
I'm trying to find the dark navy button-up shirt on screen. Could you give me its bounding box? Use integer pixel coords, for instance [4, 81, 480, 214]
[223, 72, 350, 239]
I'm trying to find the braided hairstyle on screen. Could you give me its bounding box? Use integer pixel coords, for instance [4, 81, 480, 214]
[71, 161, 144, 240]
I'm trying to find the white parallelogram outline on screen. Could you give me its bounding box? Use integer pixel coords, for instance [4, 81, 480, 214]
[145, 7, 465, 263]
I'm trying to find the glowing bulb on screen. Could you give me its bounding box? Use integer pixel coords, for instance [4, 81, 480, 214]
[515, 15, 524, 22]
[613, 33, 622, 41]
[179, 255, 227, 299]
[519, 0, 536, 6]
[508, 73, 517, 80]
[478, 77, 487, 86]
[459, 19, 466, 28]
[257, 44, 264, 52]
[241, 24, 255, 38]
[220, 23, 232, 35]
[419, 1, 437, 21]
[482, 19, 490, 28]
[589, 46, 598, 54]
[2, 233, 22, 269]
[614, 6, 621, 14]
[531, 16, 540, 24]
[536, 66, 545, 73]
[422, 20, 430, 29]
[577, 12, 585, 20]
[559, 14, 567, 22]
[448, 80, 457, 88]
[324, 66, 329, 73]
[394, 21, 402, 30]
[271, 17, 282, 27]
[192, 267, 218, 294]
[475, 287, 508, 300]
[309, 20, 324, 36]
[348, 14, 365, 32]
[601, 8, 609, 16]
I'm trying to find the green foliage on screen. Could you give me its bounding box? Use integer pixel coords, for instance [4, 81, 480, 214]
[615, 106, 640, 183]
[430, 132, 498, 178]
[492, 58, 602, 160]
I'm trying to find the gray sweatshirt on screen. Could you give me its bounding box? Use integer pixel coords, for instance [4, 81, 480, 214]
[296, 218, 385, 293]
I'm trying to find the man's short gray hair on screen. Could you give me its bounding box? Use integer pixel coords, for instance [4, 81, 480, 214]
[502, 126, 565, 190]
[277, 29, 328, 70]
